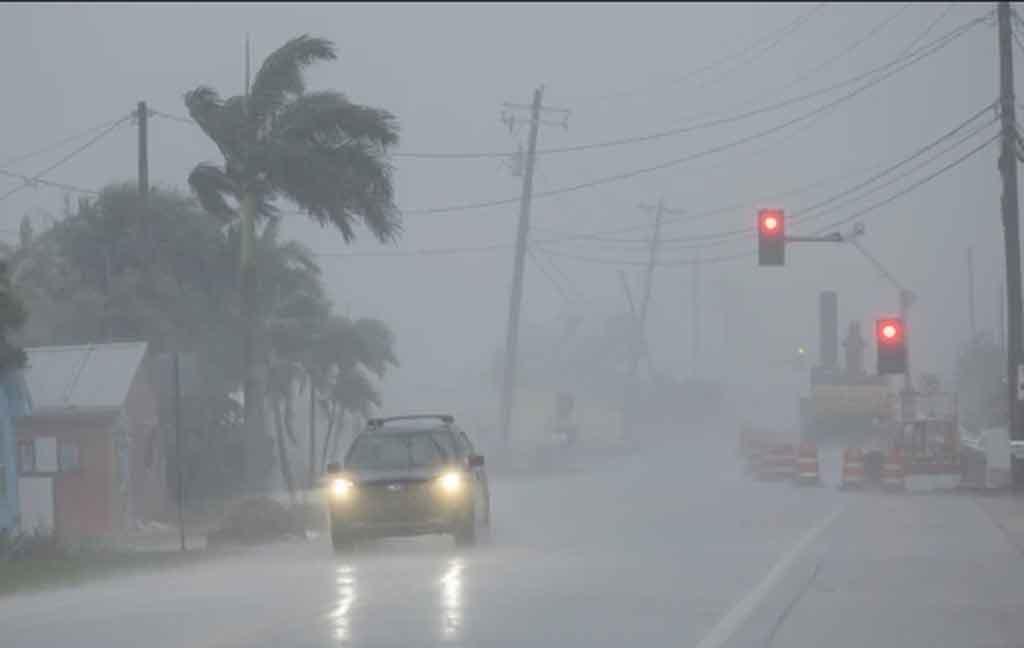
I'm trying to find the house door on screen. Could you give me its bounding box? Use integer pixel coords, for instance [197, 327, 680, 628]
[18, 476, 54, 534]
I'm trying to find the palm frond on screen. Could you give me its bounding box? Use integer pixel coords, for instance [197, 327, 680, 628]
[249, 35, 336, 133]
[261, 138, 400, 243]
[184, 87, 247, 163]
[187, 163, 238, 222]
[276, 91, 399, 148]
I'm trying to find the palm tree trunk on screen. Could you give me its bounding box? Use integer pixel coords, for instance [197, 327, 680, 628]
[308, 381, 316, 489]
[239, 192, 263, 488]
[272, 395, 296, 504]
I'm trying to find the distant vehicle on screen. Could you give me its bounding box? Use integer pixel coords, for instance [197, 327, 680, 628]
[325, 414, 491, 551]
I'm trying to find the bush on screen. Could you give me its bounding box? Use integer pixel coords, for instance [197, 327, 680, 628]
[0, 529, 65, 561]
[205, 496, 306, 547]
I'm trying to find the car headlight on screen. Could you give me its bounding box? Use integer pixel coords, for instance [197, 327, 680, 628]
[331, 478, 354, 498]
[438, 471, 464, 495]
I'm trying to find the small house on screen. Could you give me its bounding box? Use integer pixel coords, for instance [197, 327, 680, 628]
[16, 342, 165, 543]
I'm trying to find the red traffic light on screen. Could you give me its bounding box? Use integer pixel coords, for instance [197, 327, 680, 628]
[876, 318, 903, 344]
[759, 210, 783, 236]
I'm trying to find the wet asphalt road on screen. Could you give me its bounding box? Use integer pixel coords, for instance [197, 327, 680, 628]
[3, 430, 1023, 648]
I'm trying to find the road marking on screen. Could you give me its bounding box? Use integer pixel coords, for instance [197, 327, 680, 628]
[694, 506, 842, 648]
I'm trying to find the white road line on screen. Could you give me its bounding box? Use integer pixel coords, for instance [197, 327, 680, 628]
[693, 506, 843, 648]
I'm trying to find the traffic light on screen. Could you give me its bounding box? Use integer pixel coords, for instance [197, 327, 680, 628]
[876, 317, 907, 375]
[758, 209, 785, 266]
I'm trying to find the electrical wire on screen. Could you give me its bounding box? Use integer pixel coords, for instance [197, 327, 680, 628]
[527, 244, 570, 303]
[771, 3, 912, 95]
[0, 168, 99, 196]
[532, 131, 999, 268]
[809, 132, 999, 235]
[0, 114, 132, 169]
[564, 3, 828, 105]
[0, 114, 132, 203]
[403, 18, 985, 215]
[393, 13, 985, 161]
[311, 102, 998, 260]
[902, 3, 955, 56]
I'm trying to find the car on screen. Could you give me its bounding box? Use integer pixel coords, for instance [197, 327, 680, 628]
[325, 414, 491, 551]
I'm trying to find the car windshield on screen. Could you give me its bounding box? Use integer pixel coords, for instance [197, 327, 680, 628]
[345, 432, 455, 470]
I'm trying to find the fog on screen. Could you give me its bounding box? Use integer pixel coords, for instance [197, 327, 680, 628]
[5, 5, 1024, 647]
[0, 3, 1004, 421]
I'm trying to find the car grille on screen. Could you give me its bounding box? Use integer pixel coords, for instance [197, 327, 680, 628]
[356, 480, 438, 524]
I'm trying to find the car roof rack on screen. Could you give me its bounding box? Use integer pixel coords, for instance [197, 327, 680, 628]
[366, 414, 454, 429]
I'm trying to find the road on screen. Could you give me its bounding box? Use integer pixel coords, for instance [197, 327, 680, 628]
[3, 429, 1024, 648]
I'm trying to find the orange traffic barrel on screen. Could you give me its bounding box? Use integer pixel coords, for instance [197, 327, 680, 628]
[882, 447, 906, 491]
[841, 448, 865, 490]
[794, 441, 821, 485]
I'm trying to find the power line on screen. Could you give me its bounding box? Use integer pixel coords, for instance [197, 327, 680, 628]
[771, 3, 913, 95]
[648, 106, 999, 249]
[533, 132, 1000, 268]
[810, 131, 999, 235]
[151, 14, 984, 170]
[0, 114, 131, 169]
[0, 114, 132, 203]
[564, 3, 828, 105]
[0, 168, 99, 196]
[527, 244, 570, 303]
[390, 13, 984, 162]
[310, 101, 997, 260]
[902, 3, 956, 56]
[403, 18, 984, 215]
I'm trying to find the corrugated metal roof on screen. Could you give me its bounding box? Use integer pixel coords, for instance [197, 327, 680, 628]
[23, 342, 148, 412]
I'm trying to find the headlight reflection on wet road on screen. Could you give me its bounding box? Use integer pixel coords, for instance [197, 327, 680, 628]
[440, 557, 465, 641]
[330, 564, 357, 642]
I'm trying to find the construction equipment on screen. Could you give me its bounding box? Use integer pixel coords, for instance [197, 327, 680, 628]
[800, 292, 900, 445]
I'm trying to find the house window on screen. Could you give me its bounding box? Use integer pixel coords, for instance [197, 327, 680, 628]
[17, 440, 35, 474]
[58, 441, 80, 473]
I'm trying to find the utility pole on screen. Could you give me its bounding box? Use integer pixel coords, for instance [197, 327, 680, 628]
[997, 0, 1024, 489]
[968, 246, 977, 341]
[137, 101, 148, 199]
[173, 351, 185, 552]
[497, 86, 569, 446]
[635, 200, 685, 376]
[692, 251, 701, 371]
[1000, 279, 1007, 351]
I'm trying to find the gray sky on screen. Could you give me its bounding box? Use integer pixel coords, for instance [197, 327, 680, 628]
[0, 2, 1008, 419]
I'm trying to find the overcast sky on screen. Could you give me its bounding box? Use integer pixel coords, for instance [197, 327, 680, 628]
[0, 2, 1009, 421]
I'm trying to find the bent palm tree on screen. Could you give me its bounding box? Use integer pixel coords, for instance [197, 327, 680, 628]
[184, 34, 401, 461]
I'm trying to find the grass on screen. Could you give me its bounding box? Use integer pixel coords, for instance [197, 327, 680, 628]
[0, 548, 211, 597]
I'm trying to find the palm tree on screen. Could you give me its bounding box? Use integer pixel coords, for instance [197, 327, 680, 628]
[184, 34, 401, 453]
[310, 315, 398, 472]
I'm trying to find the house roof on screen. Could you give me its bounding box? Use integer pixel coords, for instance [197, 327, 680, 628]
[23, 342, 148, 413]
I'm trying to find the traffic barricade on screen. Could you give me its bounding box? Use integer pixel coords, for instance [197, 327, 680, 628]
[882, 447, 906, 491]
[794, 441, 821, 485]
[840, 447, 865, 490]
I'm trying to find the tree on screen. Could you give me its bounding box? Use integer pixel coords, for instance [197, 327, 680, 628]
[184, 33, 402, 463]
[0, 260, 27, 373]
[310, 316, 398, 472]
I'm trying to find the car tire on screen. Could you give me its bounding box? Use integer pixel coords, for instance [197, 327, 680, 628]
[453, 507, 477, 548]
[331, 524, 353, 553]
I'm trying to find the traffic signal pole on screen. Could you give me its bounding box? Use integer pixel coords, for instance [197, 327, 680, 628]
[997, 0, 1024, 489]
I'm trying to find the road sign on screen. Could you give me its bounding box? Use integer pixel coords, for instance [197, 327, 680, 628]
[1017, 364, 1024, 401]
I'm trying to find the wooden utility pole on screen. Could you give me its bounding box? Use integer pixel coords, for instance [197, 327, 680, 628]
[497, 87, 569, 446]
[137, 101, 148, 199]
[997, 0, 1023, 488]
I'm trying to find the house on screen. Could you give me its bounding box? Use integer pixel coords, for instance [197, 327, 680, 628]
[0, 370, 30, 534]
[15, 342, 165, 543]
